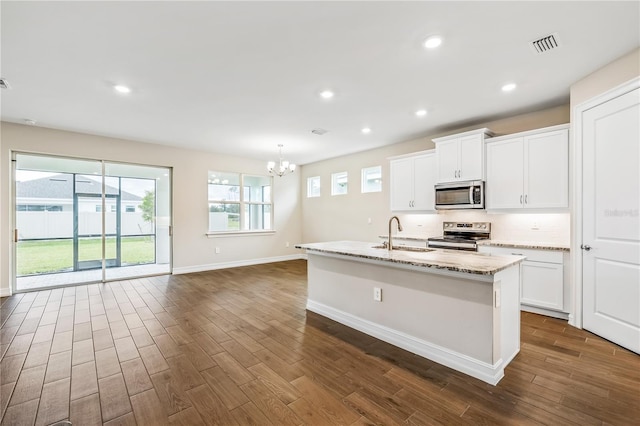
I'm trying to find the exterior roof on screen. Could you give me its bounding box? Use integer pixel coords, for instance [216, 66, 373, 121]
[17, 174, 143, 201]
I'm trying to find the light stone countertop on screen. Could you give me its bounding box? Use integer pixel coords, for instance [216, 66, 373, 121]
[296, 241, 524, 276]
[377, 235, 570, 252]
[478, 240, 570, 252]
[377, 234, 430, 242]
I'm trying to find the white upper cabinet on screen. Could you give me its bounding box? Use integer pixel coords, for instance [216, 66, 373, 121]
[486, 124, 569, 210]
[390, 150, 436, 211]
[434, 128, 494, 183]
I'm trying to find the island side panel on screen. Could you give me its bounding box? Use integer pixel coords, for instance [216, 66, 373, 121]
[306, 253, 495, 364]
[494, 265, 521, 367]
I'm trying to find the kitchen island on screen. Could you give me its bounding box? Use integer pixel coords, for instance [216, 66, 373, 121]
[295, 241, 525, 385]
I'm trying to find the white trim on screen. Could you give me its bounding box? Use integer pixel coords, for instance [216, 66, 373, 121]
[387, 149, 434, 161]
[485, 123, 569, 143]
[306, 299, 506, 385]
[0, 288, 12, 297]
[432, 127, 495, 143]
[206, 230, 276, 238]
[520, 304, 569, 321]
[570, 76, 640, 329]
[172, 254, 305, 275]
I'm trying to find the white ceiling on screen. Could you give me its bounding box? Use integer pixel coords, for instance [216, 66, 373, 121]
[2, 1, 639, 165]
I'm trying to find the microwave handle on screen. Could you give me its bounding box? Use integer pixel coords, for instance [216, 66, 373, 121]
[469, 186, 474, 204]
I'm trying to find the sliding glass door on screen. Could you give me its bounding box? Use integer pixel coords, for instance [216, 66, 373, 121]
[14, 153, 172, 291]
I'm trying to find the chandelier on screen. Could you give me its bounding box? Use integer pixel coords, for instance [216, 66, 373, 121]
[267, 144, 296, 177]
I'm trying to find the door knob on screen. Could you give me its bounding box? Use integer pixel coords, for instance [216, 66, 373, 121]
[580, 244, 592, 251]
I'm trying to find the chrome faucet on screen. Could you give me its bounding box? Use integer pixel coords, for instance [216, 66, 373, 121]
[388, 215, 403, 251]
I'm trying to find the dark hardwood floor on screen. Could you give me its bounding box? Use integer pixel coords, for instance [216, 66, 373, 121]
[1, 260, 638, 425]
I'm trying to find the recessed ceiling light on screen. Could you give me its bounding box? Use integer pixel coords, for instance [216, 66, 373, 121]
[114, 85, 131, 94]
[415, 109, 427, 117]
[502, 83, 517, 92]
[424, 36, 443, 49]
[361, 127, 371, 134]
[319, 90, 334, 99]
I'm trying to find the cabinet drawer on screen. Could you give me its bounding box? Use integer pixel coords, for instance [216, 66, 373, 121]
[479, 246, 563, 263]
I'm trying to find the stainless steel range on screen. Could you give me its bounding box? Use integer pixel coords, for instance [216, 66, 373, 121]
[427, 222, 491, 251]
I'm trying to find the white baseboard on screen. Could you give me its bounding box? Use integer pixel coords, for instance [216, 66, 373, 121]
[307, 299, 505, 385]
[521, 304, 569, 320]
[172, 254, 305, 275]
[0, 288, 12, 298]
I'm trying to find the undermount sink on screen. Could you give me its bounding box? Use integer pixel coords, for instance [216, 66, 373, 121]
[372, 244, 434, 253]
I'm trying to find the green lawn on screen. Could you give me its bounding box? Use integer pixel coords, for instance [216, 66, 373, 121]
[17, 237, 155, 276]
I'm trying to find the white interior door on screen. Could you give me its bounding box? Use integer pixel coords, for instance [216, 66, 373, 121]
[582, 86, 640, 354]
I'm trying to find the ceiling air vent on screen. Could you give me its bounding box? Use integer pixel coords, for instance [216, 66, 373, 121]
[530, 33, 560, 54]
[311, 128, 328, 136]
[0, 78, 10, 89]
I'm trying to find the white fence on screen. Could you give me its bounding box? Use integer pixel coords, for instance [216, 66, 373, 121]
[17, 212, 153, 240]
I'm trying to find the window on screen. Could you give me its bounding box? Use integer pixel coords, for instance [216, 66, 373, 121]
[307, 176, 321, 198]
[331, 171, 348, 195]
[208, 171, 272, 233]
[125, 206, 136, 213]
[361, 166, 382, 193]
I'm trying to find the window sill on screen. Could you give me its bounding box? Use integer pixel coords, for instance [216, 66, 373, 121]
[206, 230, 276, 238]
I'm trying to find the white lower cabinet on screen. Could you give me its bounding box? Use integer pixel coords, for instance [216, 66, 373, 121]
[478, 245, 569, 319]
[521, 259, 563, 310]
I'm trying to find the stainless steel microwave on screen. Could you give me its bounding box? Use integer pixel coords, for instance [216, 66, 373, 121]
[434, 180, 484, 210]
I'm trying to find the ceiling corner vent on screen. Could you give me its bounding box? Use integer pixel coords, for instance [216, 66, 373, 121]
[530, 33, 560, 54]
[0, 78, 10, 89]
[311, 128, 328, 136]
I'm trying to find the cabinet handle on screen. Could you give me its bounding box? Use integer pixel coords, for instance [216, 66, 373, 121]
[14, 229, 18, 243]
[525, 194, 528, 204]
[520, 195, 523, 204]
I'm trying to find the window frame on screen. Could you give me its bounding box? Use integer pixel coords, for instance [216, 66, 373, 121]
[331, 171, 348, 196]
[361, 165, 382, 193]
[207, 171, 274, 236]
[307, 176, 321, 198]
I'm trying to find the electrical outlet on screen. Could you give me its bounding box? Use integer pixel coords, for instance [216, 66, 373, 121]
[215, 247, 221, 254]
[367, 217, 372, 224]
[531, 221, 540, 230]
[285, 241, 290, 248]
[373, 287, 382, 302]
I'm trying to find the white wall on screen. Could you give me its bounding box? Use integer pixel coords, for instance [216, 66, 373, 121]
[0, 123, 302, 295]
[300, 104, 571, 245]
[570, 48, 640, 109]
